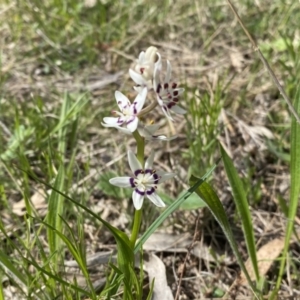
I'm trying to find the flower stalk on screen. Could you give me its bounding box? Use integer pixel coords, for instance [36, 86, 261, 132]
[102, 46, 186, 296]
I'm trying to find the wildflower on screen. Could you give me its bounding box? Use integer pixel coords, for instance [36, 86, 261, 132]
[138, 123, 177, 141]
[105, 122, 177, 141]
[102, 87, 147, 132]
[154, 60, 186, 121]
[109, 150, 175, 210]
[129, 46, 161, 91]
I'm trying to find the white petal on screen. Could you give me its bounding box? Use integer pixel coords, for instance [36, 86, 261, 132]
[102, 117, 122, 125]
[115, 91, 129, 110]
[144, 124, 160, 134]
[109, 177, 132, 187]
[133, 86, 144, 93]
[161, 106, 175, 121]
[145, 150, 155, 169]
[115, 126, 132, 134]
[154, 53, 162, 70]
[128, 150, 142, 173]
[171, 105, 186, 115]
[147, 193, 165, 207]
[153, 54, 162, 89]
[139, 124, 161, 139]
[129, 69, 146, 85]
[137, 51, 145, 64]
[156, 96, 164, 107]
[156, 171, 176, 183]
[150, 135, 177, 141]
[175, 88, 185, 95]
[101, 123, 124, 131]
[144, 46, 157, 63]
[165, 60, 172, 83]
[134, 87, 147, 112]
[126, 116, 138, 132]
[141, 124, 177, 141]
[132, 191, 144, 210]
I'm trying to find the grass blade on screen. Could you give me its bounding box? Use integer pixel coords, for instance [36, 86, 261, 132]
[220, 144, 259, 282]
[0, 250, 27, 287]
[47, 165, 65, 272]
[189, 176, 257, 294]
[275, 84, 300, 290]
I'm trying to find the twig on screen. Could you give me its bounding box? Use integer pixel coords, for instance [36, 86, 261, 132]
[226, 0, 300, 124]
[174, 215, 201, 300]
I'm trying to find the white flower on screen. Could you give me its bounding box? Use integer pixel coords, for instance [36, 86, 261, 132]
[129, 46, 161, 91]
[109, 122, 177, 141]
[102, 88, 147, 132]
[154, 60, 186, 121]
[138, 123, 177, 141]
[109, 150, 175, 210]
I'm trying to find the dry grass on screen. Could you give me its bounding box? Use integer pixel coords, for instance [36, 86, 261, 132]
[1, 0, 299, 299]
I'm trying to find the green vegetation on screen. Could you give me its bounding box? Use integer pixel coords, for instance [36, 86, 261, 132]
[1, 0, 300, 299]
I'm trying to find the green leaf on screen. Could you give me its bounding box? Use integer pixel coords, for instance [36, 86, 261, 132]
[21, 167, 134, 297]
[0, 125, 34, 161]
[276, 84, 300, 290]
[0, 250, 27, 286]
[160, 191, 206, 210]
[146, 279, 155, 300]
[177, 190, 207, 210]
[22, 255, 90, 297]
[220, 144, 259, 282]
[189, 175, 256, 293]
[47, 165, 65, 272]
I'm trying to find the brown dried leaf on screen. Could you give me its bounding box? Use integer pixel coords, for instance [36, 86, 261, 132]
[143, 253, 174, 300]
[240, 238, 285, 285]
[143, 232, 191, 252]
[12, 189, 47, 216]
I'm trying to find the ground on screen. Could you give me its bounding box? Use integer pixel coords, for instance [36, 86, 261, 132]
[0, 0, 300, 299]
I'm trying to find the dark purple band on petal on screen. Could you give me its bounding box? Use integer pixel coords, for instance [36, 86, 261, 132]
[126, 116, 135, 125]
[156, 83, 161, 94]
[167, 102, 176, 109]
[146, 187, 156, 195]
[117, 117, 125, 124]
[153, 173, 159, 184]
[135, 188, 145, 196]
[130, 177, 135, 188]
[134, 169, 143, 177]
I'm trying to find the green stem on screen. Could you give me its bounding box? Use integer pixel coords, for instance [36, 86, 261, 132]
[133, 130, 145, 166]
[138, 101, 158, 119]
[130, 209, 142, 248]
[130, 130, 145, 248]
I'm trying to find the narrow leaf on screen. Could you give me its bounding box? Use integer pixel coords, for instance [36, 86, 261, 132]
[47, 165, 65, 271]
[276, 84, 300, 289]
[220, 144, 259, 281]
